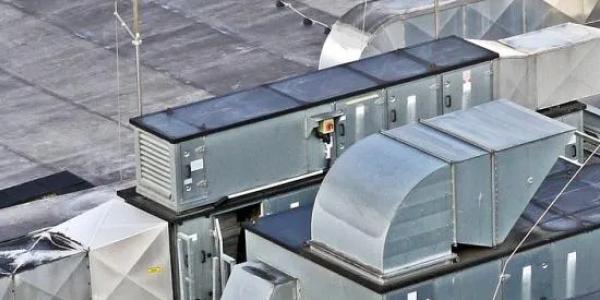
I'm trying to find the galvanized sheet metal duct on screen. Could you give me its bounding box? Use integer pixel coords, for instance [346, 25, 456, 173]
[311, 100, 574, 276]
[472, 23, 600, 110]
[221, 261, 298, 300]
[319, 0, 600, 68]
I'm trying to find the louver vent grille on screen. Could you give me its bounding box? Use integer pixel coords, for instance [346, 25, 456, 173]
[138, 131, 173, 201]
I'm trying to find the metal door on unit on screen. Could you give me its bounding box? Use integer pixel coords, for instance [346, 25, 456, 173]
[386, 77, 440, 130]
[177, 218, 215, 300]
[335, 90, 386, 156]
[441, 63, 493, 114]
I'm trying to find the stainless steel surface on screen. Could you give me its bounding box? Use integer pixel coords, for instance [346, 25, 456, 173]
[311, 100, 574, 276]
[386, 123, 492, 246]
[135, 62, 495, 213]
[222, 261, 298, 300]
[480, 23, 600, 110]
[320, 0, 600, 68]
[245, 231, 381, 300]
[261, 184, 320, 216]
[312, 133, 453, 274]
[334, 91, 387, 156]
[423, 99, 574, 243]
[175, 217, 215, 300]
[236, 211, 600, 299]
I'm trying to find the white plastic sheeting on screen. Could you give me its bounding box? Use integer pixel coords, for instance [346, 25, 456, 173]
[0, 231, 89, 300]
[52, 200, 173, 300]
[472, 23, 600, 109]
[0, 275, 10, 300]
[12, 252, 90, 300]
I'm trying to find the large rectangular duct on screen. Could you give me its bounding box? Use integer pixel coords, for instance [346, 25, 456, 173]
[310, 100, 574, 277]
[472, 23, 600, 110]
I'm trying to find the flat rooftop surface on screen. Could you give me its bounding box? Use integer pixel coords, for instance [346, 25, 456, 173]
[0, 0, 362, 189]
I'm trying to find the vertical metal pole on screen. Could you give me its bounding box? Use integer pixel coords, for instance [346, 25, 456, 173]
[434, 0, 440, 38]
[132, 0, 143, 116]
[134, 38, 143, 115]
[132, 0, 140, 35]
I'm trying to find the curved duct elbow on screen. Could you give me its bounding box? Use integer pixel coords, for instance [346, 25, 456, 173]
[311, 133, 455, 274]
[310, 100, 574, 276]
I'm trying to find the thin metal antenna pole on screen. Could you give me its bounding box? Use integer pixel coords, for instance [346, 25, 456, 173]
[134, 35, 142, 116]
[434, 0, 440, 38]
[132, 0, 143, 116]
[114, 1, 143, 116]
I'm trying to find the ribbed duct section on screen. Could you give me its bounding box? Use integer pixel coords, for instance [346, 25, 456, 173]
[310, 100, 574, 277]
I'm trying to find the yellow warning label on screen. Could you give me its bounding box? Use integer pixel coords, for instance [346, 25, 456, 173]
[147, 266, 163, 275]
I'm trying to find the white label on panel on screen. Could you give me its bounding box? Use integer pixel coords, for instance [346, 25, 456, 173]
[407, 291, 417, 300]
[190, 159, 204, 172]
[522, 265, 532, 300]
[567, 251, 577, 298]
[290, 202, 300, 209]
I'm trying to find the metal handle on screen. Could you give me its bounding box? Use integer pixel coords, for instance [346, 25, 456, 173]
[390, 109, 397, 123]
[444, 95, 452, 108]
[177, 233, 198, 300]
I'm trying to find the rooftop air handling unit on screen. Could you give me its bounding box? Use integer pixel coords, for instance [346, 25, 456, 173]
[130, 37, 497, 213]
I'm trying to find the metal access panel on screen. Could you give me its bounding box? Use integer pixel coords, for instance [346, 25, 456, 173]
[501, 246, 554, 300]
[335, 90, 386, 156]
[384, 260, 504, 300]
[175, 217, 215, 300]
[441, 63, 493, 114]
[386, 77, 439, 130]
[261, 184, 320, 216]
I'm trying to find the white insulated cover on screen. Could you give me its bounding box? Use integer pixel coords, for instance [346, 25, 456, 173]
[53, 200, 173, 300]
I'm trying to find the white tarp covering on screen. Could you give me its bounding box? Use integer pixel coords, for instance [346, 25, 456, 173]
[52, 200, 173, 300]
[0, 274, 10, 300]
[473, 23, 600, 109]
[0, 231, 89, 300]
[13, 252, 90, 300]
